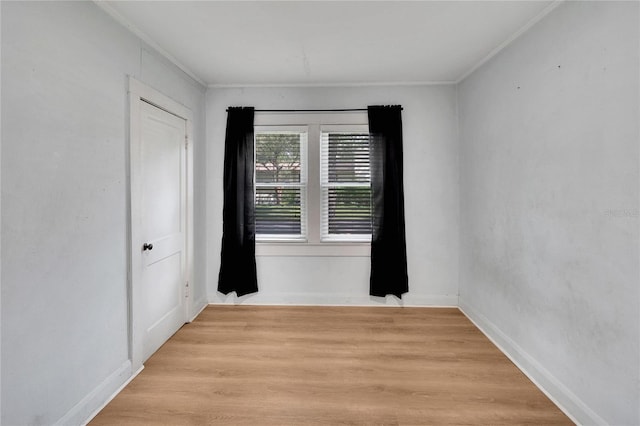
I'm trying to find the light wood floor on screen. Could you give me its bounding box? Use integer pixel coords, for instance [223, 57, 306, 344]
[91, 306, 572, 425]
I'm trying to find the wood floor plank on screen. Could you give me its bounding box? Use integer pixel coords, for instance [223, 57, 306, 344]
[91, 306, 572, 425]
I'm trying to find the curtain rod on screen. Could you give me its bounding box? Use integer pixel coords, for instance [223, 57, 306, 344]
[225, 108, 403, 113]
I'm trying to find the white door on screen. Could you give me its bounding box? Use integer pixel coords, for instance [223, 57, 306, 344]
[140, 100, 187, 361]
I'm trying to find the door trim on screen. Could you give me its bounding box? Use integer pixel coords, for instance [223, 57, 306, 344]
[128, 77, 194, 371]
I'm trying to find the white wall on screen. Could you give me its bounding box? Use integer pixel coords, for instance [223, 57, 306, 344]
[458, 2, 639, 425]
[0, 3, 3, 422]
[4, 1, 635, 424]
[1, 2, 207, 425]
[207, 86, 459, 306]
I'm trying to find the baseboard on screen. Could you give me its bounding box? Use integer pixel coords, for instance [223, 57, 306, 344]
[190, 296, 208, 322]
[58, 297, 205, 425]
[458, 300, 607, 426]
[209, 292, 458, 307]
[53, 360, 135, 426]
[80, 364, 144, 426]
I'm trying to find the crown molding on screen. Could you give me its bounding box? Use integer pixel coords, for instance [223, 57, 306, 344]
[94, 0, 563, 89]
[208, 81, 457, 89]
[456, 0, 564, 84]
[93, 1, 206, 87]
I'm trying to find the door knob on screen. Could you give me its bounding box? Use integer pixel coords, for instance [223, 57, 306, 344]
[143, 243, 154, 251]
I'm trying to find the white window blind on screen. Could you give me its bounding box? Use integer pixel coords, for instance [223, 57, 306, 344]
[255, 130, 307, 240]
[320, 130, 372, 241]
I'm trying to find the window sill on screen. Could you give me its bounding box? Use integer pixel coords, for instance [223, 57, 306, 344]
[256, 242, 370, 257]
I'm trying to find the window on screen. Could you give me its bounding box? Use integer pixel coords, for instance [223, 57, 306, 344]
[254, 128, 307, 241]
[320, 129, 371, 241]
[254, 114, 371, 252]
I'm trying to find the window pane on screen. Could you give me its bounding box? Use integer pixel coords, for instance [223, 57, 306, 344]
[326, 187, 372, 235]
[256, 186, 302, 236]
[321, 131, 372, 240]
[255, 133, 302, 183]
[327, 133, 370, 183]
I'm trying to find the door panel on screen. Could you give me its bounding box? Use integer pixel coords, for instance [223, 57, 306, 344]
[145, 251, 182, 330]
[140, 101, 187, 361]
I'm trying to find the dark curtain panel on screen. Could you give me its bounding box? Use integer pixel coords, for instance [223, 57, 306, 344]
[218, 107, 258, 296]
[368, 105, 408, 298]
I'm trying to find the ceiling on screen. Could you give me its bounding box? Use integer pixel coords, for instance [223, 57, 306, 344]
[100, 1, 558, 87]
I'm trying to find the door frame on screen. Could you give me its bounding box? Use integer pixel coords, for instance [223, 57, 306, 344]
[128, 77, 194, 371]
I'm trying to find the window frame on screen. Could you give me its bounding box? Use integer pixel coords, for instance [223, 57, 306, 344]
[254, 125, 308, 243]
[253, 112, 371, 257]
[320, 124, 372, 243]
